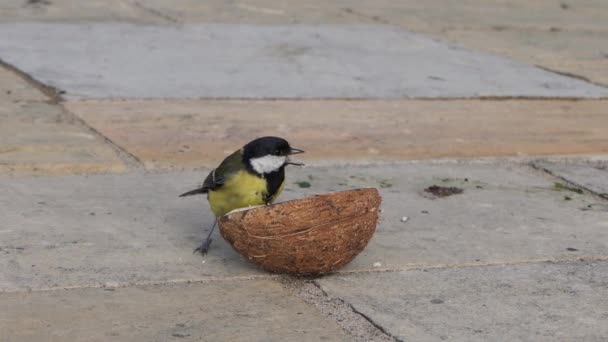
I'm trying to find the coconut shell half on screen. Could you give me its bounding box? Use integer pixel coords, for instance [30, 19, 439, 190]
[218, 188, 381, 276]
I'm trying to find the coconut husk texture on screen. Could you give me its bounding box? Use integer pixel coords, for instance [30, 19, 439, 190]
[218, 188, 381, 276]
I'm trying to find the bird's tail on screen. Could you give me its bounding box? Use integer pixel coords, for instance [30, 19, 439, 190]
[179, 188, 206, 197]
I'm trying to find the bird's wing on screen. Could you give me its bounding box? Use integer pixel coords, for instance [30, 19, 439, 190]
[179, 150, 243, 197]
[200, 168, 224, 191]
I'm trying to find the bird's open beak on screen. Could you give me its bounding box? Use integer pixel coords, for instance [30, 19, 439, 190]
[286, 147, 305, 166]
[289, 148, 305, 155]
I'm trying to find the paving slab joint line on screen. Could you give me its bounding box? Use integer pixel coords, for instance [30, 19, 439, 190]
[4, 257, 607, 294]
[529, 161, 608, 201]
[130, 0, 179, 23]
[0, 57, 63, 103]
[0, 274, 282, 294]
[63, 95, 608, 102]
[125, 154, 608, 174]
[340, 7, 391, 25]
[311, 279, 400, 342]
[338, 6, 608, 92]
[279, 277, 397, 342]
[335, 255, 608, 276]
[61, 105, 145, 169]
[536, 65, 608, 89]
[339, 296, 402, 342]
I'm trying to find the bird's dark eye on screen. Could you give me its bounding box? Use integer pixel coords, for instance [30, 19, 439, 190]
[274, 149, 280, 154]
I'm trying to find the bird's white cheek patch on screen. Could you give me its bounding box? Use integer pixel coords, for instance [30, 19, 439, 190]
[250, 155, 286, 174]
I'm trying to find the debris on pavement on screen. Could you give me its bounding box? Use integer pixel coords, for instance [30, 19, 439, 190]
[295, 180, 311, 188]
[424, 185, 464, 198]
[554, 182, 583, 194]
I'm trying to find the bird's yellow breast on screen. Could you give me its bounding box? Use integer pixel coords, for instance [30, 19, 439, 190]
[207, 170, 284, 217]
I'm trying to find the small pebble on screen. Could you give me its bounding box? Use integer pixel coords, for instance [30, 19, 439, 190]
[373, 262, 382, 267]
[401, 216, 408, 222]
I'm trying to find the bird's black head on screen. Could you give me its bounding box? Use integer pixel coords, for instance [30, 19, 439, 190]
[242, 136, 304, 175]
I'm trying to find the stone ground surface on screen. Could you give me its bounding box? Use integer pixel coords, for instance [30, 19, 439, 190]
[64, 99, 608, 169]
[3, 23, 608, 99]
[1, 1, 608, 341]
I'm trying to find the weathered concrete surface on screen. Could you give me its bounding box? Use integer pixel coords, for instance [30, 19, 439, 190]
[65, 99, 608, 169]
[534, 161, 608, 199]
[1, 23, 607, 99]
[0, 102, 128, 177]
[114, 0, 608, 86]
[2, 1, 607, 86]
[0, 0, 163, 24]
[0, 67, 127, 177]
[2, 163, 607, 291]
[310, 163, 608, 271]
[0, 171, 263, 291]
[115, 0, 363, 24]
[348, 0, 608, 86]
[0, 64, 48, 102]
[127, 0, 608, 30]
[0, 280, 348, 342]
[424, 28, 608, 87]
[318, 261, 608, 342]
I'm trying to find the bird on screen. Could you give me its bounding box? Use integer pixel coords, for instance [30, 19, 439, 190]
[179, 136, 305, 255]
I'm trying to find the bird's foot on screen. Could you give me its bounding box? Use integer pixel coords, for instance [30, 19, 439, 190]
[193, 238, 213, 256]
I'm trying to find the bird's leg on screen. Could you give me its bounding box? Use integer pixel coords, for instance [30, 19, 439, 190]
[194, 219, 216, 255]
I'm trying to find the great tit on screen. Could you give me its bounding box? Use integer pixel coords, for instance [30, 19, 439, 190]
[179, 136, 304, 254]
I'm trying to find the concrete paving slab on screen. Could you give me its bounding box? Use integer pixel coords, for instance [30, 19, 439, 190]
[1, 23, 607, 99]
[130, 0, 608, 30]
[0, 65, 48, 102]
[120, 1, 608, 86]
[127, 0, 365, 25]
[534, 161, 608, 199]
[348, 0, 608, 87]
[0, 102, 128, 176]
[0, 171, 263, 291]
[317, 260, 608, 342]
[0, 67, 127, 177]
[342, 0, 608, 34]
[0, 0, 163, 23]
[0, 279, 348, 341]
[307, 163, 608, 271]
[2, 163, 608, 291]
[427, 27, 608, 87]
[65, 99, 608, 169]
